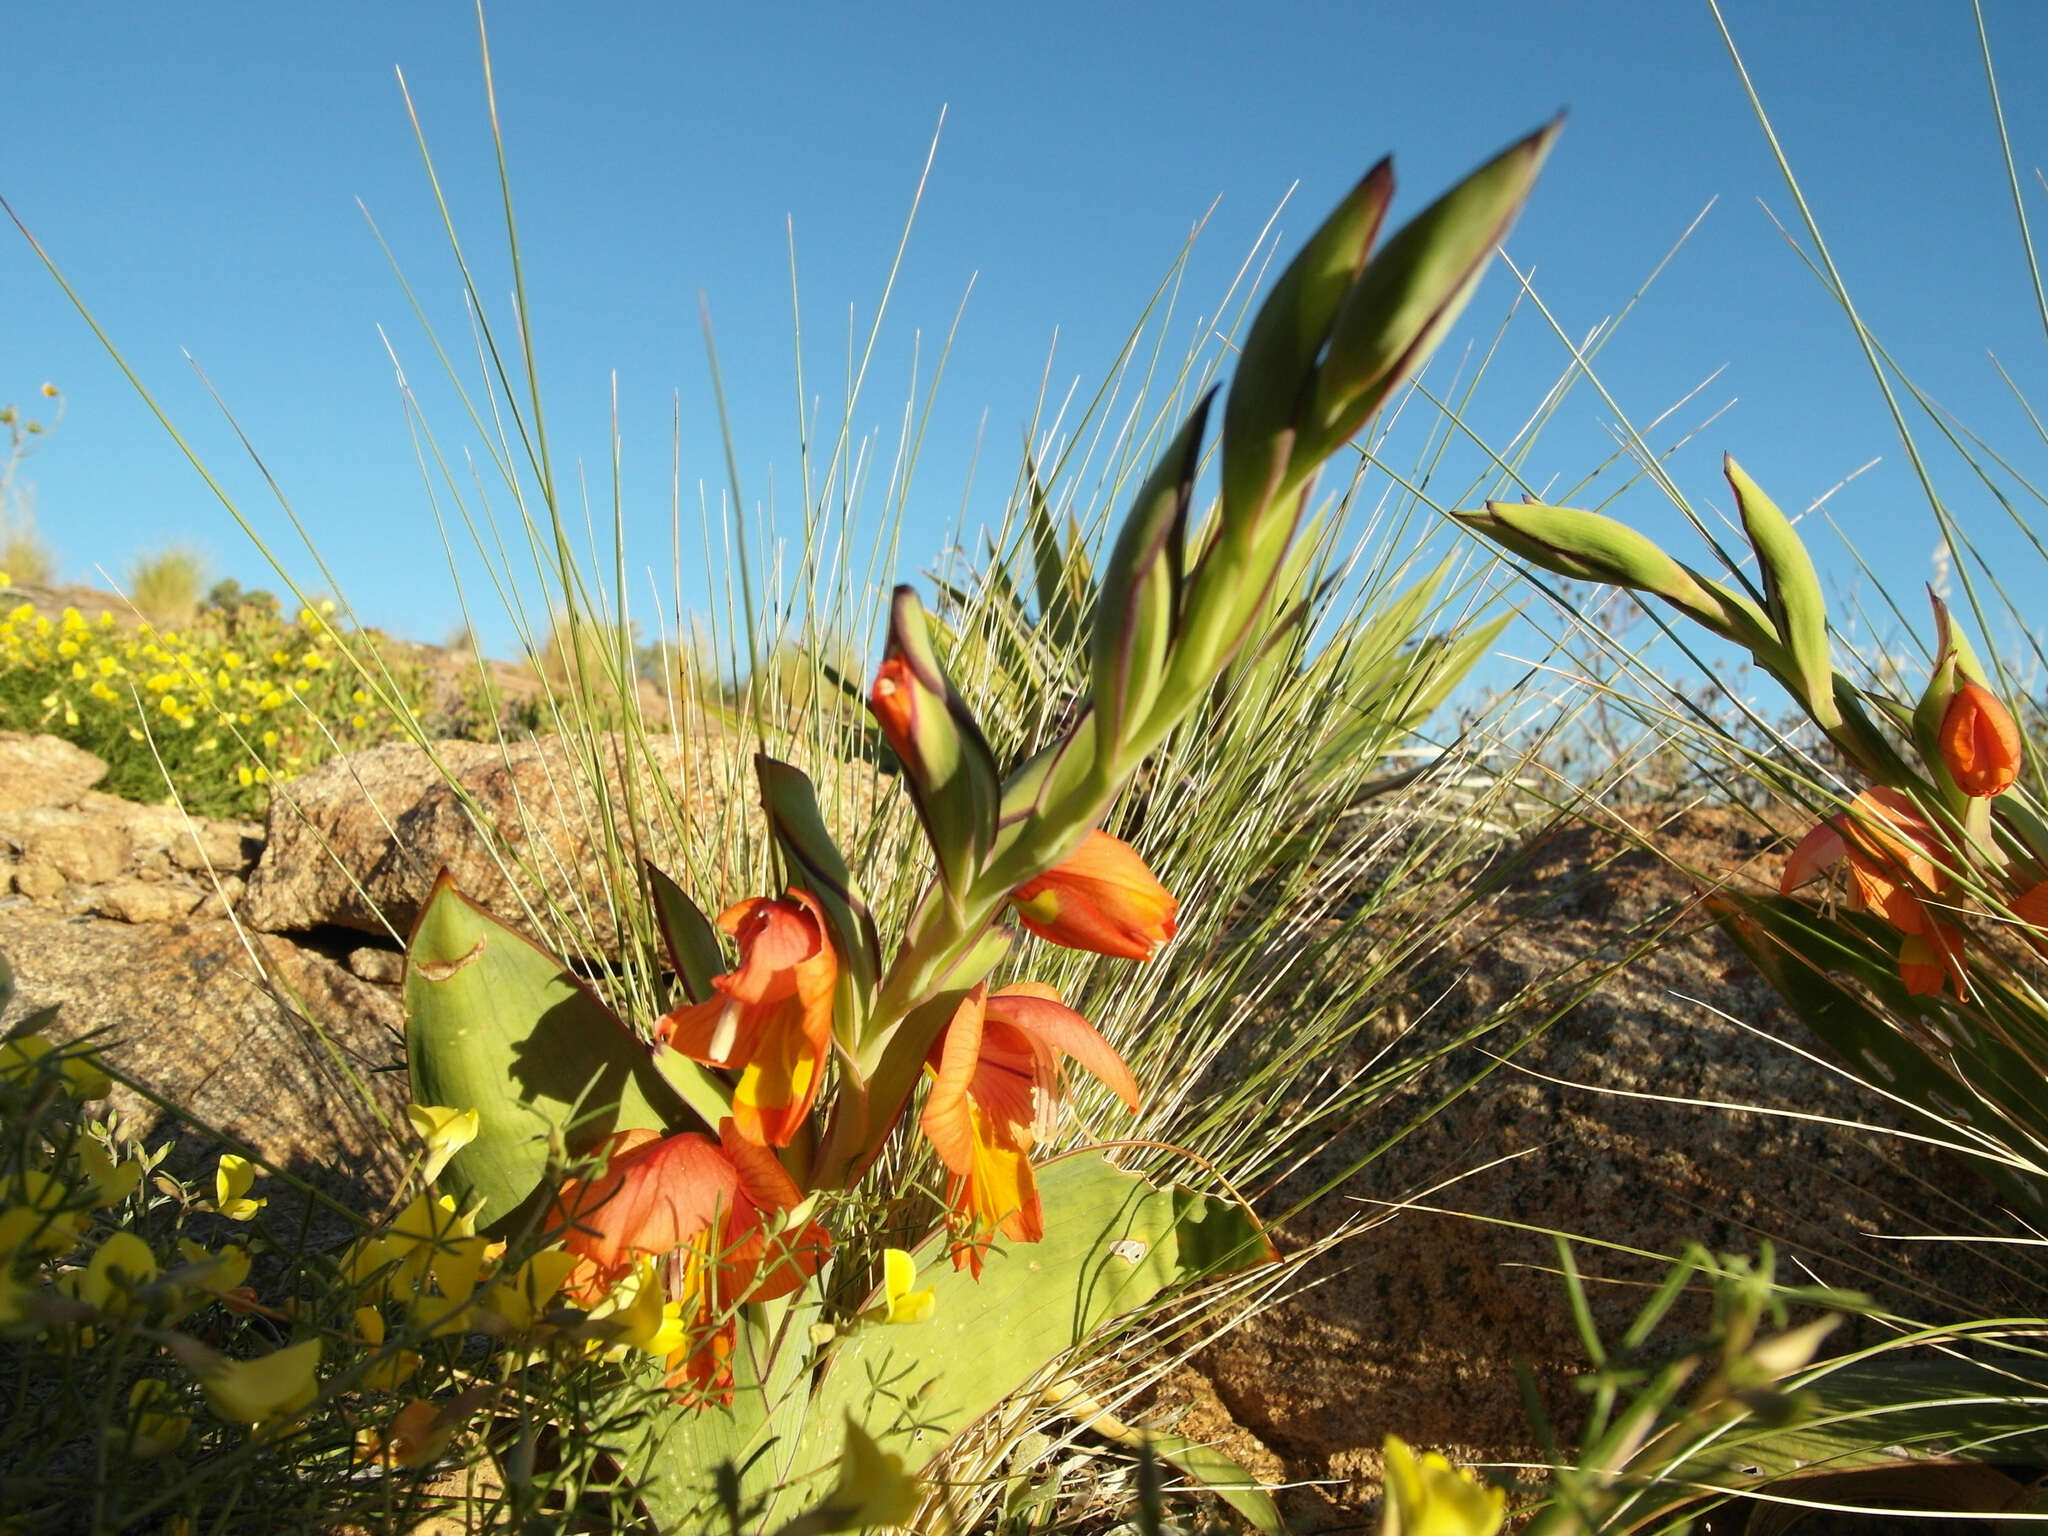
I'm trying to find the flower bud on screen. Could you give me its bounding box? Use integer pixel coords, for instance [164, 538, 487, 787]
[1726, 457, 1839, 729]
[1309, 119, 1560, 468]
[870, 587, 1000, 897]
[1010, 829, 1177, 960]
[1939, 681, 2022, 798]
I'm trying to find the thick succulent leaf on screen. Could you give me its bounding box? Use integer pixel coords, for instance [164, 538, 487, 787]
[625, 1310, 777, 1530]
[405, 874, 685, 1228]
[771, 1151, 1276, 1515]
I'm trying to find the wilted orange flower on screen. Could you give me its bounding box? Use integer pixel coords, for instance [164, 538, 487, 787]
[658, 890, 837, 1146]
[1010, 830, 1177, 960]
[1939, 681, 2023, 798]
[549, 1120, 828, 1404]
[920, 983, 1140, 1277]
[1782, 786, 1967, 999]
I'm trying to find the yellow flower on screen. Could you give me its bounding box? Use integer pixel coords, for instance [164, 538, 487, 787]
[127, 1378, 190, 1458]
[347, 1193, 488, 1303]
[354, 1305, 420, 1390]
[479, 1248, 579, 1332]
[877, 1248, 935, 1324]
[1379, 1436, 1505, 1536]
[176, 1238, 253, 1298]
[405, 1105, 479, 1187]
[214, 1155, 265, 1221]
[75, 1139, 142, 1208]
[825, 1417, 921, 1529]
[0, 1193, 88, 1258]
[199, 1338, 321, 1425]
[77, 1231, 160, 1315]
[0, 1035, 112, 1099]
[597, 1258, 685, 1357]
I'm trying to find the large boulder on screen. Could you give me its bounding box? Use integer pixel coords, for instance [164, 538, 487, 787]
[0, 905, 407, 1202]
[0, 731, 108, 814]
[1169, 807, 2027, 1528]
[239, 732, 878, 949]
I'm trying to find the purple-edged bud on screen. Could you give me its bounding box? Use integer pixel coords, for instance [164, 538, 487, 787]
[1455, 499, 1772, 647]
[1725, 457, 1838, 729]
[869, 587, 1000, 901]
[1091, 394, 1209, 750]
[1307, 119, 1561, 467]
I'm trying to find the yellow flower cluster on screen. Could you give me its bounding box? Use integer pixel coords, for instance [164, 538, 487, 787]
[0, 578, 428, 818]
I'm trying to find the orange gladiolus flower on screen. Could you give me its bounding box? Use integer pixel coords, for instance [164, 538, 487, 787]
[1781, 786, 1967, 999]
[549, 1120, 828, 1404]
[920, 983, 1140, 1277]
[2015, 880, 2048, 931]
[1010, 830, 1178, 960]
[658, 890, 837, 1146]
[1939, 681, 2023, 798]
[868, 654, 919, 760]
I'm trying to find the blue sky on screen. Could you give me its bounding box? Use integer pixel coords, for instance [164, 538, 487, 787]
[6, 3, 2046, 667]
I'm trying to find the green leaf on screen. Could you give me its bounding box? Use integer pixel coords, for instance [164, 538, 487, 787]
[646, 861, 724, 1004]
[1142, 1432, 1284, 1535]
[1633, 1355, 2048, 1531]
[1092, 392, 1211, 753]
[771, 1151, 1276, 1516]
[1725, 456, 1840, 729]
[404, 874, 685, 1228]
[756, 755, 883, 1004]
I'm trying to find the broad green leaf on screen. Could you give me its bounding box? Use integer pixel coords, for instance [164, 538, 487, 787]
[405, 875, 684, 1228]
[625, 1310, 778, 1532]
[771, 1151, 1276, 1516]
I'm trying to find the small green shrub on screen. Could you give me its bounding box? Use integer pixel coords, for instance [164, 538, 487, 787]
[127, 546, 208, 625]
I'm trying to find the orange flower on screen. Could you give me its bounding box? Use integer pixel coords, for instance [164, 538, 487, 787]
[1010, 830, 1178, 960]
[548, 1120, 828, 1404]
[920, 983, 1140, 1276]
[2015, 880, 2048, 932]
[1782, 786, 1967, 999]
[868, 654, 919, 762]
[658, 890, 837, 1146]
[1939, 680, 2023, 798]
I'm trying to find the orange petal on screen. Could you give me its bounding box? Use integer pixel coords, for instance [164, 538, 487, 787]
[549, 1131, 734, 1300]
[1897, 921, 1967, 1001]
[1780, 820, 1844, 895]
[2013, 879, 2048, 931]
[920, 988, 987, 1178]
[1011, 830, 1178, 960]
[988, 987, 1141, 1114]
[1940, 681, 2023, 798]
